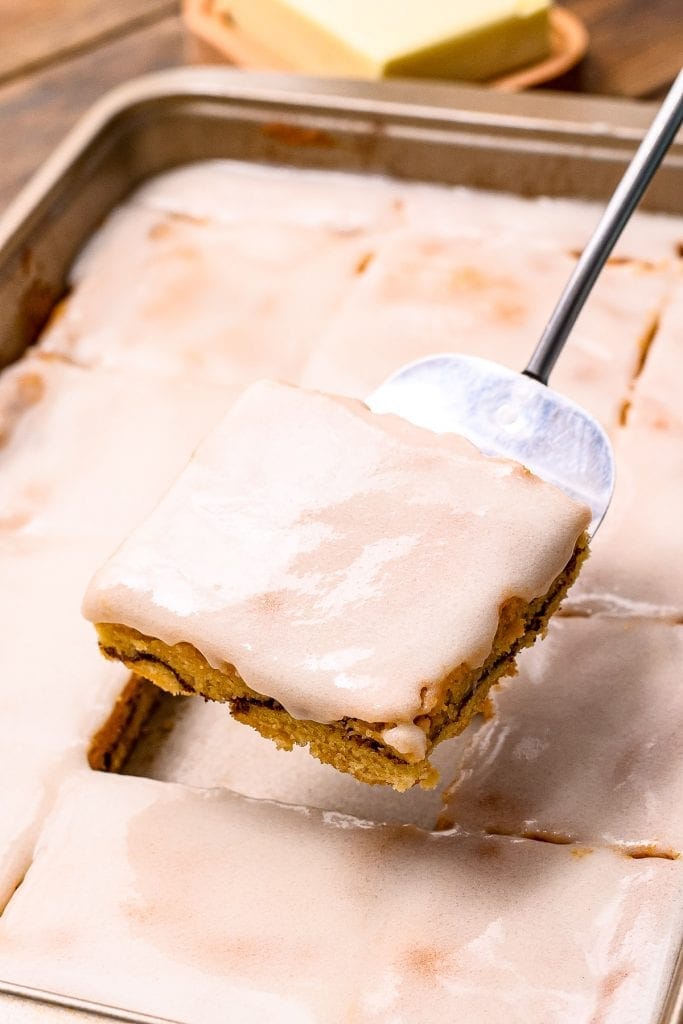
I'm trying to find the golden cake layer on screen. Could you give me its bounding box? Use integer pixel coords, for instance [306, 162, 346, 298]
[95, 540, 586, 790]
[85, 380, 590, 789]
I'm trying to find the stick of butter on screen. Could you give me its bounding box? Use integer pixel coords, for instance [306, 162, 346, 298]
[215, 0, 552, 82]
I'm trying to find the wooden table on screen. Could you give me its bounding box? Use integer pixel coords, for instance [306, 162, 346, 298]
[1, 0, 680, 212]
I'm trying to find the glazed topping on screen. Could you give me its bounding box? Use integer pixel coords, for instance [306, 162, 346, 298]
[84, 380, 589, 732]
[0, 365, 45, 450]
[1, 771, 680, 1024]
[441, 617, 683, 853]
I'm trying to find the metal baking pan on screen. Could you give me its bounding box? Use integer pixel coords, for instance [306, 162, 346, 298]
[2, 66, 683, 370]
[0, 67, 681, 1024]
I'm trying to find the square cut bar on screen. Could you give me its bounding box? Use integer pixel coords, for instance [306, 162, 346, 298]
[301, 231, 672, 432]
[440, 618, 683, 854]
[1, 772, 682, 1024]
[84, 380, 590, 790]
[562, 283, 683, 619]
[38, 205, 386, 387]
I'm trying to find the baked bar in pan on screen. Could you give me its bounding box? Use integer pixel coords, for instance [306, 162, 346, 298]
[440, 616, 683, 855]
[3, 770, 681, 1024]
[84, 380, 590, 790]
[87, 676, 160, 773]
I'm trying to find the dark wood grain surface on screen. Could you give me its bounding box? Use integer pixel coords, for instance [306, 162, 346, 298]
[560, 0, 681, 98]
[0, 0, 178, 84]
[0, 16, 225, 211]
[0, 1, 680, 213]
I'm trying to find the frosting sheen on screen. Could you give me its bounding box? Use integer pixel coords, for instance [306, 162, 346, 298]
[84, 380, 589, 730]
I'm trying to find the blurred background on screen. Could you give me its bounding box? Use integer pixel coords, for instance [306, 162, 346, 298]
[1, 0, 681, 211]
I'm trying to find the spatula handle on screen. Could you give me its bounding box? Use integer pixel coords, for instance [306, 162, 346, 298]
[524, 69, 683, 386]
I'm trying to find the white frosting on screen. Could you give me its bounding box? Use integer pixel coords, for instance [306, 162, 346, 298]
[0, 353, 240, 540]
[0, 158, 682, 1022]
[0, 744, 73, 916]
[133, 159, 404, 233]
[563, 322, 683, 620]
[302, 230, 672, 431]
[635, 280, 683, 417]
[0, 531, 130, 904]
[398, 179, 683, 262]
[84, 380, 589, 729]
[562, 409, 683, 619]
[444, 617, 683, 854]
[0, 161, 408, 911]
[125, 692, 470, 829]
[381, 721, 428, 761]
[0, 349, 238, 905]
[135, 160, 683, 263]
[38, 207, 379, 386]
[0, 771, 681, 1024]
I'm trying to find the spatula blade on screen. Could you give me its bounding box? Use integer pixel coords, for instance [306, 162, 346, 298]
[368, 354, 614, 535]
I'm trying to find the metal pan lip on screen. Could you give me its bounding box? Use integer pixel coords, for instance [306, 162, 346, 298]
[0, 977, 183, 1023]
[1, 65, 679, 258]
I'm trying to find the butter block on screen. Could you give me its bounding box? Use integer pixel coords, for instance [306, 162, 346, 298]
[218, 0, 551, 82]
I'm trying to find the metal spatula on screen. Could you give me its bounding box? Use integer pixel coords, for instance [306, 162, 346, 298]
[369, 71, 683, 535]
